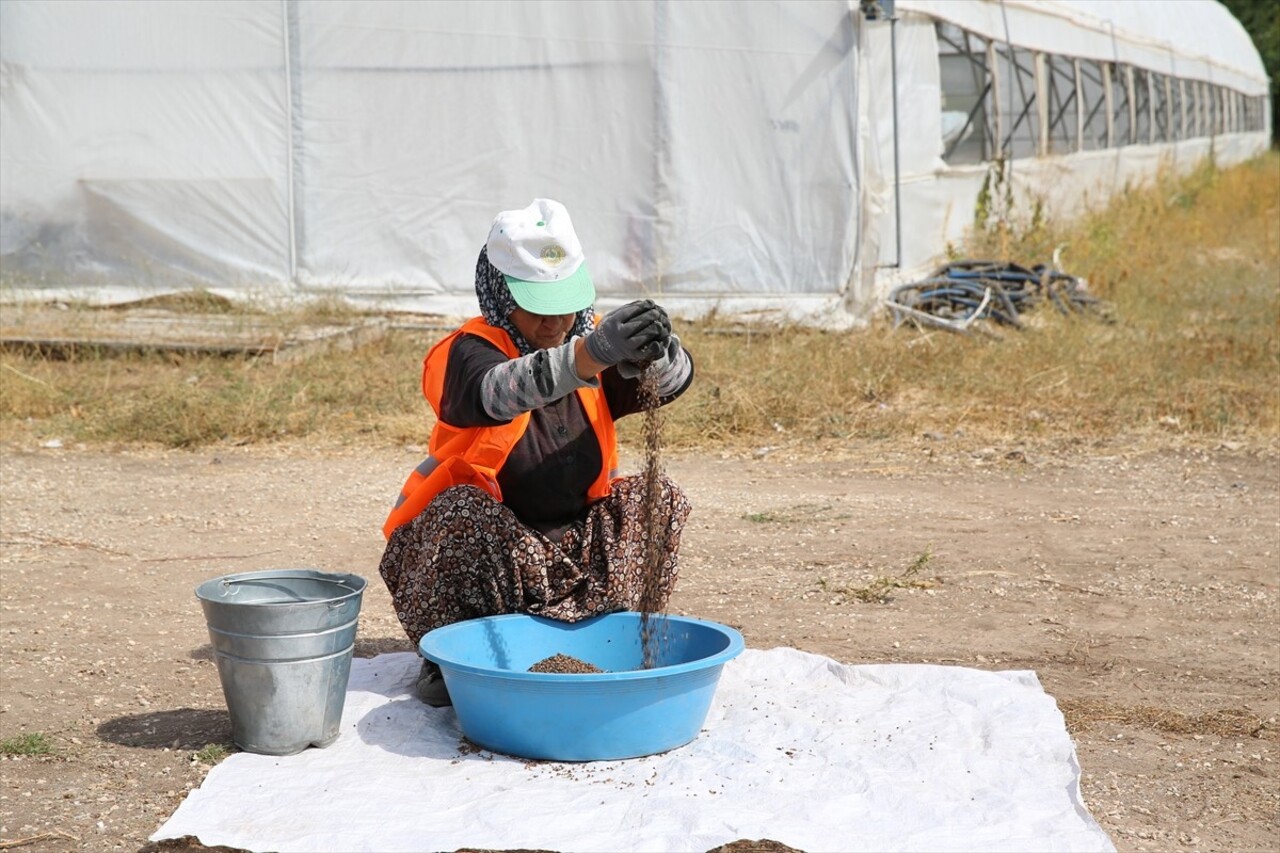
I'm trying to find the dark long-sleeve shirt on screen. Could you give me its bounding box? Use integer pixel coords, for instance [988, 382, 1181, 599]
[438, 333, 693, 540]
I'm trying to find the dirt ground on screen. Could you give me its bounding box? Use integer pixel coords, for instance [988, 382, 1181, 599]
[0, 437, 1276, 852]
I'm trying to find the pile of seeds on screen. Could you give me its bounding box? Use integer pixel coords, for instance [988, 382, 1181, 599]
[635, 366, 670, 669]
[527, 653, 605, 674]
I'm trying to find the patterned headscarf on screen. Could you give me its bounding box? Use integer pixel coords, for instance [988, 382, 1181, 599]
[474, 245, 594, 355]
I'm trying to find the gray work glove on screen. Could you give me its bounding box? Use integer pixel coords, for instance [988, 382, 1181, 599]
[617, 333, 682, 379]
[583, 300, 671, 367]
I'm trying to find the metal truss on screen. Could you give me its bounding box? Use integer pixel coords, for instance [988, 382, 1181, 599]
[933, 21, 1263, 166]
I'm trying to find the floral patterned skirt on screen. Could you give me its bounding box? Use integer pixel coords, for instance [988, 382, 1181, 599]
[377, 475, 691, 646]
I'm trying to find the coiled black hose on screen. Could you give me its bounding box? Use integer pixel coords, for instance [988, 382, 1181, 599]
[886, 260, 1109, 333]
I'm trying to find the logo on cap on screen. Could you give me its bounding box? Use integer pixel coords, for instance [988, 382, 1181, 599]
[540, 244, 567, 266]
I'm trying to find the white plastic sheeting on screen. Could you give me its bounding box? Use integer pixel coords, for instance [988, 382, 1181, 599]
[0, 0, 1271, 322]
[1, 0, 860, 319]
[0, 1, 291, 288]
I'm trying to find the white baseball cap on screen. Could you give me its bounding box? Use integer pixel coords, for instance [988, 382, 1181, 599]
[486, 198, 595, 315]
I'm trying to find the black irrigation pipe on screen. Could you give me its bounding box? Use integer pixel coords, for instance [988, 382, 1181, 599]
[886, 259, 1110, 334]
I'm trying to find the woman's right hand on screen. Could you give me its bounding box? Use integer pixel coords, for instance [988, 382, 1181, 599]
[583, 300, 671, 366]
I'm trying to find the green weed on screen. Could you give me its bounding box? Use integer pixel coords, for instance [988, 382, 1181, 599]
[193, 743, 233, 764]
[821, 548, 940, 604]
[0, 733, 53, 756]
[742, 504, 850, 524]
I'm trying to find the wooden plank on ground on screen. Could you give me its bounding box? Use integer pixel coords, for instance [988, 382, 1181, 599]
[0, 307, 387, 364]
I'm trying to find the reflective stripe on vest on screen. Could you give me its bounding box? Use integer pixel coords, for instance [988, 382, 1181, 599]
[382, 317, 619, 539]
[390, 456, 441, 510]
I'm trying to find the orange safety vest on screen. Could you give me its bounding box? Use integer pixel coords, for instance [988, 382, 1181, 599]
[382, 317, 620, 538]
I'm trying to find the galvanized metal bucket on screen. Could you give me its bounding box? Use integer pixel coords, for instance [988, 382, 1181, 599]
[196, 569, 366, 756]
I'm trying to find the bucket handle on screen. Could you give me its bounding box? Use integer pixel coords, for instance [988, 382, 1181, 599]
[216, 575, 358, 600]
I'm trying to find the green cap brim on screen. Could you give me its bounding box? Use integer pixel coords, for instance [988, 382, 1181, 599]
[505, 262, 595, 315]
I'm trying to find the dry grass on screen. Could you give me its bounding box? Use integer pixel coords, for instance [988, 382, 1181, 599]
[1058, 698, 1271, 739]
[0, 334, 427, 448]
[1, 153, 1276, 452]
[656, 153, 1280, 451]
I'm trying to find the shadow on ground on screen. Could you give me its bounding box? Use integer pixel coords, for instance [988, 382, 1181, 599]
[97, 708, 232, 750]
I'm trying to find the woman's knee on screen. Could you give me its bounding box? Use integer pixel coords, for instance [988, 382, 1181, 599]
[433, 484, 494, 511]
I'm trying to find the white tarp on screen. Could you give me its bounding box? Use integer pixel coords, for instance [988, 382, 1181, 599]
[153, 648, 1115, 853]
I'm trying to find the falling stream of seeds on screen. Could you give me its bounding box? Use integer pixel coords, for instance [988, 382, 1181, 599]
[635, 366, 669, 670]
[524, 369, 668, 676]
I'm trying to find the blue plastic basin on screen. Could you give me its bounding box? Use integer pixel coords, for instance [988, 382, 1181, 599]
[418, 612, 744, 761]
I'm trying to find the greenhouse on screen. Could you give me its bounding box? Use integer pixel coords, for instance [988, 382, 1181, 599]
[0, 0, 1270, 322]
